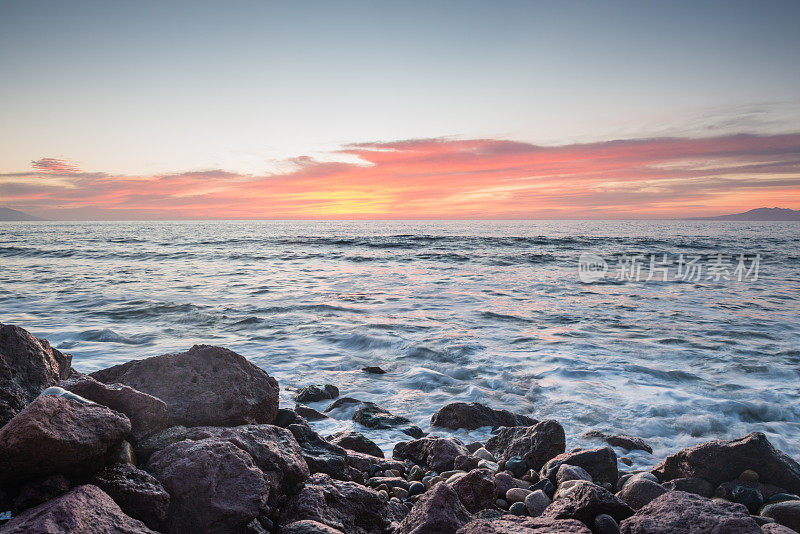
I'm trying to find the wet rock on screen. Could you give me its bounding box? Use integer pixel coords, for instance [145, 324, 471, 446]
[595, 513, 620, 534]
[91, 463, 169, 531]
[394, 436, 469, 472]
[486, 420, 566, 471]
[509, 502, 527, 515]
[732, 485, 765, 515]
[275, 408, 307, 428]
[430, 402, 537, 431]
[0, 324, 72, 428]
[353, 402, 423, 438]
[582, 431, 653, 454]
[541, 447, 618, 487]
[362, 366, 386, 374]
[146, 438, 268, 534]
[295, 404, 329, 421]
[283, 520, 346, 534]
[450, 468, 497, 513]
[615, 478, 666, 510]
[506, 456, 528, 478]
[716, 480, 788, 502]
[395, 481, 471, 534]
[0, 484, 156, 533]
[557, 464, 593, 485]
[289, 424, 360, 482]
[542, 481, 634, 526]
[323, 397, 365, 413]
[296, 384, 339, 403]
[525, 489, 551, 517]
[761, 501, 800, 531]
[346, 451, 404, 474]
[59, 372, 168, 442]
[618, 490, 761, 533]
[0, 395, 130, 483]
[507, 487, 533, 503]
[457, 515, 592, 533]
[531, 478, 556, 499]
[661, 477, 714, 497]
[91, 344, 279, 427]
[327, 431, 384, 458]
[281, 473, 406, 534]
[409, 482, 426, 496]
[13, 474, 70, 511]
[455, 455, 481, 471]
[651, 432, 800, 494]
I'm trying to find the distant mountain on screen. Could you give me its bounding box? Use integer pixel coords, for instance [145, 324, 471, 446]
[0, 207, 44, 221]
[692, 207, 800, 221]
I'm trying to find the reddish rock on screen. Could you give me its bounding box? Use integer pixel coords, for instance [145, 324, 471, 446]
[0, 395, 130, 483]
[540, 447, 618, 487]
[91, 463, 170, 531]
[0, 324, 72, 427]
[59, 371, 168, 442]
[352, 402, 424, 438]
[395, 481, 471, 534]
[450, 468, 497, 513]
[454, 454, 481, 471]
[616, 478, 666, 510]
[327, 430, 384, 458]
[761, 501, 800, 531]
[431, 402, 537, 431]
[651, 433, 800, 494]
[583, 431, 653, 454]
[485, 420, 566, 471]
[394, 436, 469, 472]
[619, 491, 761, 533]
[661, 477, 714, 497]
[91, 344, 279, 427]
[761, 524, 799, 534]
[289, 424, 360, 482]
[0, 484, 156, 533]
[296, 384, 339, 403]
[281, 473, 407, 534]
[542, 481, 633, 525]
[283, 520, 346, 534]
[457, 516, 592, 533]
[346, 450, 405, 474]
[146, 439, 269, 534]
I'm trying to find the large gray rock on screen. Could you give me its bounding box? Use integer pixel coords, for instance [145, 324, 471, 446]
[431, 402, 537, 430]
[541, 447, 618, 487]
[0, 395, 130, 483]
[59, 371, 168, 442]
[352, 402, 424, 438]
[91, 463, 170, 531]
[281, 473, 407, 534]
[289, 424, 360, 482]
[296, 384, 339, 403]
[583, 431, 653, 454]
[760, 501, 800, 531]
[395, 481, 471, 534]
[450, 468, 497, 513]
[327, 430, 384, 458]
[651, 432, 800, 494]
[485, 420, 566, 471]
[619, 491, 761, 533]
[0, 484, 156, 533]
[0, 324, 72, 427]
[615, 478, 666, 510]
[146, 439, 269, 534]
[394, 436, 469, 472]
[457, 516, 592, 533]
[91, 344, 279, 427]
[346, 450, 406, 474]
[542, 481, 634, 526]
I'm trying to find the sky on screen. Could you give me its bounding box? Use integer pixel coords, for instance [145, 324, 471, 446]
[1, 0, 799, 219]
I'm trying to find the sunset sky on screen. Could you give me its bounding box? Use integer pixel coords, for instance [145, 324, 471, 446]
[1, 0, 799, 219]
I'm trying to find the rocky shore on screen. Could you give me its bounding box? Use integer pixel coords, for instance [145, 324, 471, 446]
[2, 323, 800, 533]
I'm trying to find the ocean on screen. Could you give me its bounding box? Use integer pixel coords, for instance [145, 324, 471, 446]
[1, 220, 798, 465]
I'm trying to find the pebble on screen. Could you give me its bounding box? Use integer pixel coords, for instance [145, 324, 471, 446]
[474, 448, 495, 462]
[619, 457, 633, 466]
[530, 478, 556, 499]
[392, 487, 409, 500]
[509, 502, 528, 516]
[408, 482, 425, 496]
[524, 489, 551, 517]
[440, 470, 464, 480]
[496, 499, 508, 509]
[477, 460, 500, 472]
[594, 513, 621, 534]
[505, 456, 527, 478]
[739, 469, 759, 483]
[506, 487, 533, 503]
[766, 494, 800, 505]
[409, 465, 424, 481]
[732, 485, 763, 514]
[377, 484, 389, 493]
[377, 489, 389, 501]
[426, 476, 442, 489]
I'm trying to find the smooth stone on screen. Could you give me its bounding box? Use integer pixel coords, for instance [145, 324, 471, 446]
[378, 489, 389, 501]
[474, 447, 496, 462]
[530, 478, 556, 499]
[430, 401, 536, 431]
[509, 501, 528, 516]
[295, 384, 339, 403]
[594, 513, 621, 534]
[506, 487, 533, 503]
[733, 485, 764, 514]
[409, 465, 424, 481]
[392, 487, 409, 499]
[767, 494, 800, 505]
[541, 446, 618, 487]
[294, 404, 328, 421]
[557, 464, 594, 485]
[616, 478, 667, 510]
[408, 482, 425, 496]
[524, 489, 551, 517]
[426, 476, 442, 489]
[505, 456, 528, 478]
[440, 470, 465, 480]
[741, 469, 760, 483]
[760, 501, 800, 531]
[478, 460, 500, 472]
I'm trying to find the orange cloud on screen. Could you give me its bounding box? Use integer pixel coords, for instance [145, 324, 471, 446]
[2, 133, 799, 219]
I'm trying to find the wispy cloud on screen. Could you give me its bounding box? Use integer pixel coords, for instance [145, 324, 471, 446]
[2, 133, 799, 219]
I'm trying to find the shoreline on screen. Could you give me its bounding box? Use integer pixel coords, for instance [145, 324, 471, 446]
[1, 323, 799, 533]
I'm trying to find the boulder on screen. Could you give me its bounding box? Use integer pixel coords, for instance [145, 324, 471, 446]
[296, 385, 339, 403]
[281, 473, 407, 534]
[450, 468, 497, 513]
[346, 451, 405, 474]
[542, 481, 633, 526]
[133, 425, 191, 462]
[0, 395, 130, 483]
[761, 501, 800, 531]
[327, 431, 384, 458]
[457, 516, 592, 533]
[395, 481, 472, 534]
[651, 433, 800, 494]
[13, 474, 70, 511]
[431, 402, 537, 430]
[146, 439, 269, 534]
[615, 478, 666, 510]
[557, 464, 593, 485]
[0, 484, 156, 533]
[91, 344, 279, 427]
[541, 447, 618, 487]
[583, 431, 653, 454]
[352, 402, 424, 438]
[275, 408, 308, 428]
[455, 455, 481, 471]
[289, 424, 360, 482]
[619, 490, 761, 533]
[485, 420, 565, 471]
[394, 436, 469, 472]
[59, 372, 168, 442]
[283, 520, 346, 534]
[0, 324, 72, 427]
[761, 524, 799, 534]
[295, 404, 329, 421]
[91, 463, 170, 531]
[716, 480, 787, 502]
[661, 477, 714, 497]
[525, 489, 551, 517]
